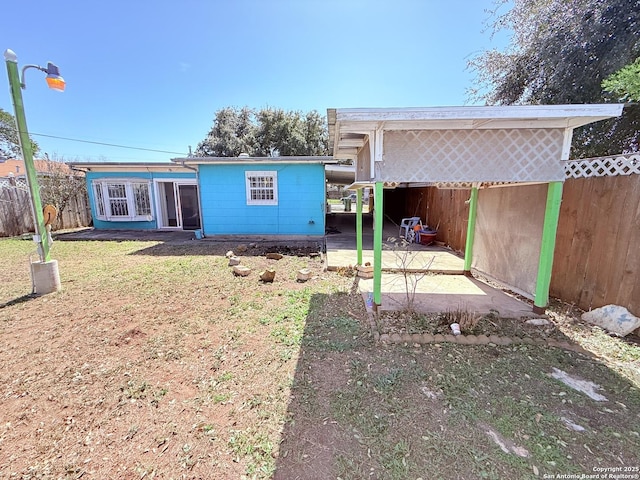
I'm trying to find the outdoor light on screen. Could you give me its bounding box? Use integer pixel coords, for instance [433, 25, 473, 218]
[44, 62, 65, 92]
[20, 60, 66, 92]
[4, 48, 64, 294]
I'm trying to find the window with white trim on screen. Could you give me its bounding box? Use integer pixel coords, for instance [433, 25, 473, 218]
[92, 179, 153, 221]
[245, 171, 278, 205]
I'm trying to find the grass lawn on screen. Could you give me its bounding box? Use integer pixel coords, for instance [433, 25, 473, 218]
[0, 237, 638, 479]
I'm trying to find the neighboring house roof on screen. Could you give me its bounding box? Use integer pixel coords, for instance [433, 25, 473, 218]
[0, 158, 74, 177]
[0, 158, 73, 177]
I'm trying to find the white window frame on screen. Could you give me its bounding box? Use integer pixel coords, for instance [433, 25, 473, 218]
[92, 179, 153, 221]
[245, 171, 278, 205]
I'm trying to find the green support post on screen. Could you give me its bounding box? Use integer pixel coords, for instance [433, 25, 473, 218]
[533, 181, 564, 314]
[5, 52, 51, 262]
[373, 182, 384, 306]
[356, 189, 363, 266]
[463, 186, 479, 275]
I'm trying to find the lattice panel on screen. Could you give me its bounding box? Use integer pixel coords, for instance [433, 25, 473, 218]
[379, 129, 566, 183]
[432, 181, 519, 190]
[0, 178, 29, 190]
[564, 154, 640, 179]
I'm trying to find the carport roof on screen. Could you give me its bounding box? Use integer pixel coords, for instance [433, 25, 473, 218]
[328, 104, 624, 159]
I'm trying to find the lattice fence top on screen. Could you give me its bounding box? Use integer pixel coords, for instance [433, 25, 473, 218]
[564, 154, 640, 179]
[0, 177, 29, 190]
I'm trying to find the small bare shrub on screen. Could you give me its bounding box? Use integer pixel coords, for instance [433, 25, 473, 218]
[442, 308, 481, 333]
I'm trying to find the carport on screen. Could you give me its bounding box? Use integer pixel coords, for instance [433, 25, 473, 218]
[327, 105, 624, 313]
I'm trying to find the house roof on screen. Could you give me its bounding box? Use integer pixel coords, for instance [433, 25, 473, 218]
[328, 104, 625, 159]
[172, 155, 337, 165]
[69, 162, 196, 173]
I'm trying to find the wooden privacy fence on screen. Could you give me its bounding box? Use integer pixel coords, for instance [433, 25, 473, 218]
[551, 174, 640, 315]
[0, 182, 92, 237]
[401, 173, 640, 315]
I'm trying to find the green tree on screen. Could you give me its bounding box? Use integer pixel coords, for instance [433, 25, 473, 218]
[469, 0, 640, 158]
[0, 107, 39, 158]
[602, 57, 640, 102]
[195, 107, 257, 157]
[196, 107, 328, 157]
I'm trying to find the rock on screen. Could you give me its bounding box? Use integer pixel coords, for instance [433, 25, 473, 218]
[401, 333, 413, 343]
[297, 268, 312, 282]
[525, 318, 551, 326]
[232, 265, 251, 277]
[357, 265, 374, 273]
[225, 250, 235, 258]
[266, 252, 283, 260]
[582, 305, 640, 337]
[259, 269, 276, 283]
[390, 333, 402, 342]
[357, 270, 374, 279]
[236, 244, 248, 253]
[421, 333, 434, 343]
[249, 243, 258, 249]
[228, 256, 241, 266]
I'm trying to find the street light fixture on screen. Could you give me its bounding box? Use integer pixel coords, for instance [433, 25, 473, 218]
[19, 61, 66, 92]
[4, 48, 64, 294]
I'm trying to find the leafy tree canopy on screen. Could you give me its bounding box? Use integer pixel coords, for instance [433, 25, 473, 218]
[602, 57, 640, 102]
[195, 107, 328, 157]
[469, 0, 640, 158]
[0, 108, 39, 158]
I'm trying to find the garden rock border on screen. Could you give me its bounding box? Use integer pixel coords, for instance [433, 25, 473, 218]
[365, 310, 588, 354]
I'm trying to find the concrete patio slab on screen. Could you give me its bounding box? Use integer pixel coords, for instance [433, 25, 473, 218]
[325, 212, 464, 272]
[326, 212, 534, 315]
[55, 228, 197, 242]
[358, 274, 536, 318]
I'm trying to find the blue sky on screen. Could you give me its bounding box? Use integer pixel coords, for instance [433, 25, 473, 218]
[1, 0, 511, 163]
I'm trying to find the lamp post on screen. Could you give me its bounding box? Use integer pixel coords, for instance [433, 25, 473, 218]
[4, 48, 65, 294]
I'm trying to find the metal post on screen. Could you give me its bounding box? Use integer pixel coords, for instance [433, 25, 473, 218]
[4, 50, 50, 262]
[356, 189, 363, 266]
[373, 182, 383, 306]
[463, 185, 479, 275]
[533, 181, 564, 314]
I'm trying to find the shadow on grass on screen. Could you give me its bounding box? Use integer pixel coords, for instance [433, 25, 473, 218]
[0, 294, 37, 310]
[272, 288, 640, 480]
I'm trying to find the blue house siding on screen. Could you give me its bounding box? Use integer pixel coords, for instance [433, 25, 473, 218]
[199, 163, 325, 236]
[84, 170, 196, 230]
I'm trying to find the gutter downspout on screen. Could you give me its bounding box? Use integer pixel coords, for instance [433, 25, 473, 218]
[179, 160, 204, 236]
